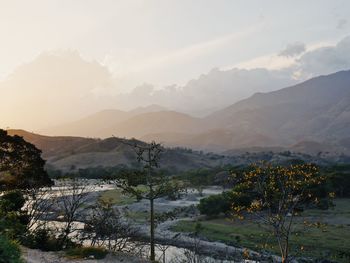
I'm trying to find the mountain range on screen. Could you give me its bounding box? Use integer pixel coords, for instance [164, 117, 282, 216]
[6, 129, 232, 173]
[40, 70, 350, 154]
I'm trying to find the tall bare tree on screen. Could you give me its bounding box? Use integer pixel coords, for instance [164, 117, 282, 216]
[116, 140, 183, 261]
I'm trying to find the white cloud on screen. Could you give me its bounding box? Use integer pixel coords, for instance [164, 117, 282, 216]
[294, 36, 350, 78]
[278, 42, 306, 57]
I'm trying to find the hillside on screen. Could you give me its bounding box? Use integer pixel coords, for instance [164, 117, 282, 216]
[37, 70, 350, 154]
[202, 70, 350, 151]
[41, 104, 168, 137]
[7, 129, 231, 173]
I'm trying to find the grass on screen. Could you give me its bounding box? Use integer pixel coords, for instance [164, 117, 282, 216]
[125, 210, 149, 223]
[65, 246, 108, 259]
[98, 189, 136, 206]
[171, 198, 350, 263]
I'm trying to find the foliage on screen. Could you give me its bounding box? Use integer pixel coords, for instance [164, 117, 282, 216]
[0, 191, 29, 239]
[66, 246, 108, 259]
[321, 164, 350, 197]
[0, 129, 52, 190]
[230, 162, 330, 263]
[22, 228, 67, 251]
[82, 200, 137, 252]
[198, 192, 232, 216]
[176, 165, 238, 188]
[173, 199, 350, 263]
[0, 235, 23, 263]
[115, 141, 184, 261]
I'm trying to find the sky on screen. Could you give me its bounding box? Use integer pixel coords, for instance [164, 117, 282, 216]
[1, 0, 350, 129]
[1, 0, 349, 89]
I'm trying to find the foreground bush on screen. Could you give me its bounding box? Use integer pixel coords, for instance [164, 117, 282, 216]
[0, 235, 23, 263]
[66, 246, 108, 259]
[22, 228, 76, 251]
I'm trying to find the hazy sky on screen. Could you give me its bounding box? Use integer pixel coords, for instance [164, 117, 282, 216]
[1, 0, 350, 130]
[1, 0, 349, 89]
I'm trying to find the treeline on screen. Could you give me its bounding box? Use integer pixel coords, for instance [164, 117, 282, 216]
[197, 163, 350, 216]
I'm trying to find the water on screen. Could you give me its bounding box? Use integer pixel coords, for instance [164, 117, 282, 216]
[29, 181, 251, 263]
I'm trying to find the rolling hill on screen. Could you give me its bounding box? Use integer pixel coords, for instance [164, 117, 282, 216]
[7, 129, 231, 172]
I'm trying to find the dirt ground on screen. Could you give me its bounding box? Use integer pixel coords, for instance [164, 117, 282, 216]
[22, 247, 149, 263]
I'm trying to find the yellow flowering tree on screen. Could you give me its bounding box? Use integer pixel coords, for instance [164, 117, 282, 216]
[230, 162, 330, 263]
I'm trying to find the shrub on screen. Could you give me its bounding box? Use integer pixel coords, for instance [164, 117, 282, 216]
[22, 228, 75, 251]
[0, 235, 23, 263]
[66, 246, 108, 259]
[198, 193, 231, 216]
[0, 191, 28, 239]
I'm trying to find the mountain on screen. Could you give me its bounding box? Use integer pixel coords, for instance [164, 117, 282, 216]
[38, 70, 350, 154]
[137, 70, 350, 153]
[41, 104, 169, 137]
[203, 70, 350, 149]
[7, 129, 231, 173]
[98, 111, 204, 138]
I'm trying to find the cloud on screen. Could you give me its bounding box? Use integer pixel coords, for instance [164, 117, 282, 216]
[294, 36, 350, 78]
[114, 68, 296, 116]
[278, 42, 306, 57]
[337, 18, 347, 29]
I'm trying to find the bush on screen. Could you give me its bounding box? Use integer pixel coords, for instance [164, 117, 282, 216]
[198, 193, 231, 216]
[22, 228, 75, 251]
[0, 191, 28, 239]
[0, 235, 23, 263]
[66, 246, 108, 259]
[0, 191, 26, 213]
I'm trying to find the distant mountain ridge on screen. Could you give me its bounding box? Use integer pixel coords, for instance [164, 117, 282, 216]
[41, 104, 168, 137]
[39, 70, 350, 154]
[7, 129, 232, 172]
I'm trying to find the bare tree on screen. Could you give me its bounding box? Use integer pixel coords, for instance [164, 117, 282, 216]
[55, 178, 90, 247]
[116, 140, 184, 261]
[82, 199, 138, 252]
[23, 187, 55, 231]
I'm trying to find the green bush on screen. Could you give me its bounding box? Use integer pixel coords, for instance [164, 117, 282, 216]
[0, 235, 23, 263]
[22, 228, 74, 251]
[66, 246, 108, 259]
[198, 193, 231, 216]
[198, 191, 252, 216]
[0, 191, 28, 239]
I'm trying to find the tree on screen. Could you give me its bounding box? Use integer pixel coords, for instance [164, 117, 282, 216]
[55, 178, 90, 247]
[230, 162, 330, 263]
[116, 140, 183, 261]
[0, 190, 29, 239]
[0, 129, 52, 191]
[198, 192, 232, 216]
[82, 199, 138, 252]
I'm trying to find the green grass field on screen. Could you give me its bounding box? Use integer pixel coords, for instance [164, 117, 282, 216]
[98, 189, 136, 205]
[171, 199, 350, 262]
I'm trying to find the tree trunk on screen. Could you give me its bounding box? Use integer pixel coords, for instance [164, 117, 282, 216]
[150, 198, 155, 261]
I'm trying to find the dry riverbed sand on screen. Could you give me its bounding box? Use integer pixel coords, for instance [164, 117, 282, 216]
[22, 247, 149, 263]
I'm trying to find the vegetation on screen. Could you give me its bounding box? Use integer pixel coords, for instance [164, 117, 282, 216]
[230, 162, 331, 263]
[82, 200, 137, 252]
[322, 164, 350, 197]
[173, 199, 350, 262]
[0, 190, 29, 240]
[0, 130, 54, 261]
[99, 188, 136, 205]
[115, 141, 184, 261]
[0, 129, 52, 190]
[66, 246, 108, 259]
[0, 235, 23, 263]
[198, 192, 233, 216]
